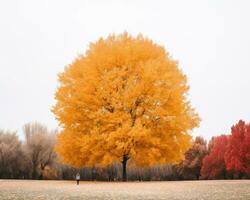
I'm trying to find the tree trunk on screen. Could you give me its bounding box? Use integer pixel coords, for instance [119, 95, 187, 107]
[32, 167, 37, 179]
[122, 155, 129, 182]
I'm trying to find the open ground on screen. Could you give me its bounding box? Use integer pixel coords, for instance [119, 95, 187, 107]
[0, 180, 250, 200]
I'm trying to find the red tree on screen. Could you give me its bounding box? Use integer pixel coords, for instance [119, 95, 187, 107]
[201, 135, 228, 179]
[224, 120, 250, 177]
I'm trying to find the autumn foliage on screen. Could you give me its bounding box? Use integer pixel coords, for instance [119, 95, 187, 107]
[177, 136, 207, 179]
[52, 33, 199, 180]
[201, 120, 250, 179]
[201, 135, 228, 179]
[225, 120, 250, 176]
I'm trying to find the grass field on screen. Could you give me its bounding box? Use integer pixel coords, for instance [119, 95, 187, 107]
[0, 180, 250, 200]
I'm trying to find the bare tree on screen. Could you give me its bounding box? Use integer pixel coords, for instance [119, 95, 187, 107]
[0, 130, 26, 178]
[23, 122, 57, 179]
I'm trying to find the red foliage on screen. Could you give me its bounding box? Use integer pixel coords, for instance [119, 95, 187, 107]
[201, 135, 228, 179]
[224, 120, 250, 176]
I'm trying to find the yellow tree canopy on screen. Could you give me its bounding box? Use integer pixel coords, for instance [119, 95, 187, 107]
[53, 33, 199, 169]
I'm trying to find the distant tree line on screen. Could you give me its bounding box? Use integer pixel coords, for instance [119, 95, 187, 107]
[0, 120, 249, 181]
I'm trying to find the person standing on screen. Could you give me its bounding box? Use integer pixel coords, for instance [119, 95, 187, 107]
[76, 172, 80, 185]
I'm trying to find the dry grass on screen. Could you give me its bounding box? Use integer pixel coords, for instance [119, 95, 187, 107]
[0, 180, 250, 200]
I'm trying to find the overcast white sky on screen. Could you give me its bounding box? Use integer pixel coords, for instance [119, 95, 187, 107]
[0, 0, 250, 140]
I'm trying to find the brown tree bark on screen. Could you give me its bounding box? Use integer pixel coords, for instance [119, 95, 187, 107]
[122, 154, 129, 181]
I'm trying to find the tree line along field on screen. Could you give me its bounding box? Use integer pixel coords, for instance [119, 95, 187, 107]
[1, 120, 250, 181]
[0, 180, 250, 200]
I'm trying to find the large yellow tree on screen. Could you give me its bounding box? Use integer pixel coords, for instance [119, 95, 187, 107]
[53, 33, 199, 181]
